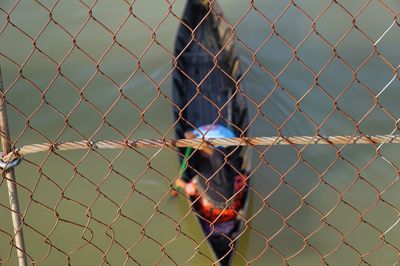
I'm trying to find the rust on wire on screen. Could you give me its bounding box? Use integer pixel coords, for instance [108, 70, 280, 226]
[0, 0, 399, 265]
[2, 134, 400, 163]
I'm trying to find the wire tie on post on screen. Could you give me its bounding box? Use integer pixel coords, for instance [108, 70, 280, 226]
[0, 157, 21, 171]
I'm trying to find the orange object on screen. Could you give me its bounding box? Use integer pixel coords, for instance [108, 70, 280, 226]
[191, 175, 247, 223]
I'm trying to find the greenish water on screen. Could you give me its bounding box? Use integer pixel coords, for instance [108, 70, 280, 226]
[1, 0, 400, 265]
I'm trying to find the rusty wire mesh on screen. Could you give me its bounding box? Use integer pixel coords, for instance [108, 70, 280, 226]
[1, 0, 400, 265]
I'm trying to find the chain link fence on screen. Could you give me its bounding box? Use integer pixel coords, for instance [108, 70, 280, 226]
[1, 0, 400, 265]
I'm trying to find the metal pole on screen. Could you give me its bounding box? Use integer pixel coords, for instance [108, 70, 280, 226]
[0, 67, 28, 266]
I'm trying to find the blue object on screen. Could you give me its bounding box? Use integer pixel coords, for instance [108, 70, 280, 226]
[192, 124, 236, 139]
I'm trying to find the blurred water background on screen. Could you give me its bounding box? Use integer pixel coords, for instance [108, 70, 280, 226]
[1, 0, 400, 265]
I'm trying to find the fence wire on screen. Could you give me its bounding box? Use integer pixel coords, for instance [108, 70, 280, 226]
[1, 0, 400, 265]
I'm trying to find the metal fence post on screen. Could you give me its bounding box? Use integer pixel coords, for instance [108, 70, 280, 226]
[0, 67, 28, 266]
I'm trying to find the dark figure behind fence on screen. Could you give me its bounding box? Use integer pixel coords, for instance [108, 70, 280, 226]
[172, 0, 251, 264]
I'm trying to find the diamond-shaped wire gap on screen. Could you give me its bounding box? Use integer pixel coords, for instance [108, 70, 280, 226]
[16, 48, 59, 89]
[97, 99, 140, 140]
[163, 229, 217, 265]
[284, 82, 336, 136]
[339, 142, 380, 176]
[74, 17, 115, 61]
[252, 190, 287, 241]
[35, 0, 59, 8]
[27, 204, 88, 264]
[99, 216, 141, 265]
[316, 56, 354, 99]
[378, 0, 400, 14]
[121, 199, 173, 265]
[119, 77, 168, 140]
[57, 48, 100, 102]
[379, 187, 400, 250]
[377, 19, 400, 67]
[87, 239, 130, 266]
[320, 155, 360, 195]
[140, 211, 181, 264]
[101, 148, 173, 212]
[65, 89, 111, 140]
[156, 73, 187, 140]
[234, 6, 273, 52]
[0, 24, 35, 65]
[137, 41, 174, 85]
[276, 56, 315, 100]
[216, 0, 251, 28]
[305, 175, 341, 214]
[363, 242, 399, 266]
[26, 98, 75, 141]
[2, 80, 45, 144]
[315, 1, 355, 45]
[357, 103, 397, 135]
[324, 240, 360, 265]
[145, 11, 176, 54]
[345, 221, 384, 264]
[40, 76, 81, 122]
[119, 65, 159, 108]
[128, 234, 170, 265]
[336, 0, 376, 16]
[341, 175, 379, 214]
[317, 108, 358, 136]
[279, 107, 318, 138]
[258, 85, 300, 133]
[20, 222, 56, 264]
[5, 0, 49, 38]
[335, 27, 375, 70]
[0, 0, 20, 12]
[49, 0, 90, 34]
[296, 31, 334, 72]
[267, 223, 306, 261]
[307, 221, 343, 260]
[113, 13, 153, 57]
[130, 0, 171, 30]
[363, 199, 399, 237]
[252, 0, 291, 23]
[334, 83, 375, 125]
[357, 52, 395, 94]
[354, 0, 395, 42]
[89, 0, 130, 32]
[165, 210, 217, 265]
[243, 226, 272, 264]
[293, 0, 332, 19]
[376, 77, 400, 119]
[139, 148, 180, 194]
[286, 245, 324, 265]
[69, 219, 112, 265]
[265, 179, 303, 227]
[238, 58, 275, 104]
[253, 31, 293, 77]
[107, 97, 165, 142]
[359, 151, 399, 193]
[283, 159, 320, 198]
[273, 4, 314, 48]
[74, 198, 122, 253]
[325, 199, 361, 236]
[301, 142, 337, 178]
[35, 20, 76, 63]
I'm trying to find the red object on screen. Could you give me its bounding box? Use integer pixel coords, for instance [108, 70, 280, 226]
[191, 175, 247, 223]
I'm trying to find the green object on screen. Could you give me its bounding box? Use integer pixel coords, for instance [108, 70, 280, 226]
[173, 147, 193, 193]
[179, 147, 193, 177]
